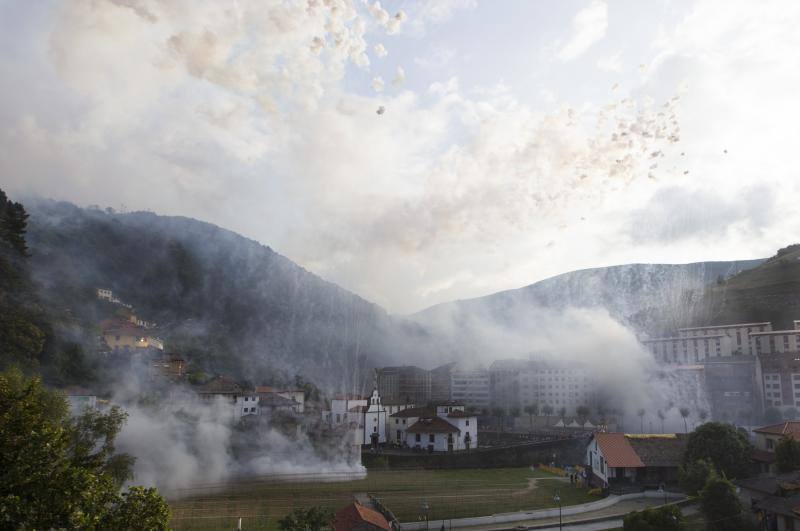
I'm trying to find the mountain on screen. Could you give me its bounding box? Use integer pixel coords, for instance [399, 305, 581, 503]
[411, 259, 766, 339]
[24, 199, 393, 390]
[688, 244, 800, 329]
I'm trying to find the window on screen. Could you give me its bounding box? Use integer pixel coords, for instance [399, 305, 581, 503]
[767, 439, 774, 450]
[373, 426, 377, 433]
[429, 434, 435, 443]
[415, 434, 421, 442]
[466, 420, 470, 426]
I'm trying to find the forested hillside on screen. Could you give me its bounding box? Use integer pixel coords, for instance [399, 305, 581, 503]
[22, 199, 394, 390]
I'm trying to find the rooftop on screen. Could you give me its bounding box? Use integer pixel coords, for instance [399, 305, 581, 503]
[754, 421, 800, 440]
[625, 434, 687, 467]
[406, 416, 459, 434]
[593, 433, 645, 468]
[749, 330, 800, 336]
[678, 322, 772, 331]
[332, 502, 391, 531]
[390, 406, 433, 418]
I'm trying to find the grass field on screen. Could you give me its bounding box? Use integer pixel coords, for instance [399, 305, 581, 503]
[168, 467, 594, 530]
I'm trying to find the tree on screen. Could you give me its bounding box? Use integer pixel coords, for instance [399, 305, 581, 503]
[657, 410, 666, 433]
[0, 190, 30, 257]
[558, 406, 567, 419]
[678, 459, 713, 496]
[776, 436, 800, 473]
[509, 406, 521, 420]
[683, 422, 751, 479]
[697, 409, 709, 424]
[279, 506, 334, 531]
[524, 403, 539, 428]
[576, 405, 590, 422]
[0, 368, 170, 529]
[623, 504, 684, 530]
[637, 408, 646, 433]
[700, 474, 747, 531]
[679, 407, 691, 433]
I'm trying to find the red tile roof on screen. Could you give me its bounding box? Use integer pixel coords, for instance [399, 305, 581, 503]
[406, 416, 459, 434]
[332, 502, 391, 531]
[755, 422, 800, 440]
[594, 433, 645, 468]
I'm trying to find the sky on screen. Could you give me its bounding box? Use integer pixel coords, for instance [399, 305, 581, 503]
[1, 0, 799, 314]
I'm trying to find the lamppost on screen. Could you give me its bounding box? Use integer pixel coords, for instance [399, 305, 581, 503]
[658, 483, 667, 506]
[553, 492, 562, 530]
[421, 501, 430, 531]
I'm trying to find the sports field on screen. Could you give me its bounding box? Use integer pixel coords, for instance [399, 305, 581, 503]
[168, 467, 594, 530]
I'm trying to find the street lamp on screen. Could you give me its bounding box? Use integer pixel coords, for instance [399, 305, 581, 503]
[421, 501, 430, 531]
[553, 492, 562, 530]
[658, 483, 667, 506]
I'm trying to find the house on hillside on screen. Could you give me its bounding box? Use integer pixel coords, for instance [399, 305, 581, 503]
[62, 387, 98, 416]
[332, 501, 392, 531]
[586, 433, 687, 488]
[100, 318, 163, 352]
[752, 421, 800, 473]
[151, 354, 185, 379]
[255, 386, 305, 412]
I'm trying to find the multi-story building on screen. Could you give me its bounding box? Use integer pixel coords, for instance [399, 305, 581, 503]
[677, 322, 772, 356]
[430, 362, 456, 403]
[759, 352, 800, 411]
[450, 368, 490, 409]
[703, 356, 761, 423]
[375, 366, 431, 406]
[641, 335, 734, 364]
[489, 359, 595, 414]
[750, 329, 800, 356]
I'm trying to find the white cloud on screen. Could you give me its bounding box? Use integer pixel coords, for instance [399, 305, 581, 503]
[370, 76, 385, 92]
[556, 0, 608, 61]
[373, 42, 387, 58]
[392, 66, 405, 87]
[597, 50, 622, 72]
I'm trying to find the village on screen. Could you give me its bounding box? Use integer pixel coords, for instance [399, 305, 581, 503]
[60, 288, 800, 530]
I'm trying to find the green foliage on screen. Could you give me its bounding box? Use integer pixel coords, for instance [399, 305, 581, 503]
[683, 422, 751, 479]
[775, 436, 800, 473]
[278, 506, 334, 531]
[623, 504, 684, 530]
[699, 474, 747, 531]
[101, 486, 170, 530]
[678, 459, 713, 495]
[0, 189, 30, 257]
[542, 404, 554, 416]
[0, 368, 169, 530]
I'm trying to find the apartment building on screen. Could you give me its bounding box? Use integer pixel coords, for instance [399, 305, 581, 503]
[489, 359, 595, 414]
[677, 322, 772, 356]
[641, 335, 734, 364]
[375, 366, 431, 407]
[450, 368, 490, 409]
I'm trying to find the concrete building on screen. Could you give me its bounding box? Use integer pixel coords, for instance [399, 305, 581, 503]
[759, 352, 800, 411]
[677, 322, 772, 356]
[751, 329, 800, 356]
[375, 366, 431, 406]
[703, 356, 761, 423]
[489, 359, 595, 414]
[430, 362, 456, 403]
[450, 368, 490, 409]
[641, 334, 734, 364]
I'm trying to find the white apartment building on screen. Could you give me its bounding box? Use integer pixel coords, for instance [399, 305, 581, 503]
[677, 322, 772, 356]
[450, 369, 490, 409]
[324, 394, 369, 426]
[750, 330, 800, 356]
[641, 334, 734, 364]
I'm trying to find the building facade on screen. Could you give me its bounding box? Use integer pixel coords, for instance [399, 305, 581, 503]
[375, 366, 431, 406]
[489, 359, 595, 414]
[450, 368, 490, 409]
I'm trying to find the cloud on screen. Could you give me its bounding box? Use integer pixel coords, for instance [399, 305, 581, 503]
[597, 50, 623, 72]
[392, 66, 405, 87]
[627, 186, 776, 244]
[370, 76, 385, 92]
[556, 0, 608, 61]
[373, 43, 387, 58]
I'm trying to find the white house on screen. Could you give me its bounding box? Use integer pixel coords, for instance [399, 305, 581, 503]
[324, 394, 369, 426]
[323, 389, 387, 445]
[395, 406, 478, 451]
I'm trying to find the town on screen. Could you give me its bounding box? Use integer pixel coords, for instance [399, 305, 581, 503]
[59, 286, 800, 530]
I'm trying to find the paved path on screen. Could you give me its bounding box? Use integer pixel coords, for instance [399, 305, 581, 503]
[449, 501, 697, 531]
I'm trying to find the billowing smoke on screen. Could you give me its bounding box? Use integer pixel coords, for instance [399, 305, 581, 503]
[109, 373, 362, 497]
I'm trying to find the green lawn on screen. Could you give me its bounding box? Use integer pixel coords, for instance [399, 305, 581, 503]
[168, 467, 595, 530]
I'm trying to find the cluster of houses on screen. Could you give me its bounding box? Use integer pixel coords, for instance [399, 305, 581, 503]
[321, 389, 478, 452]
